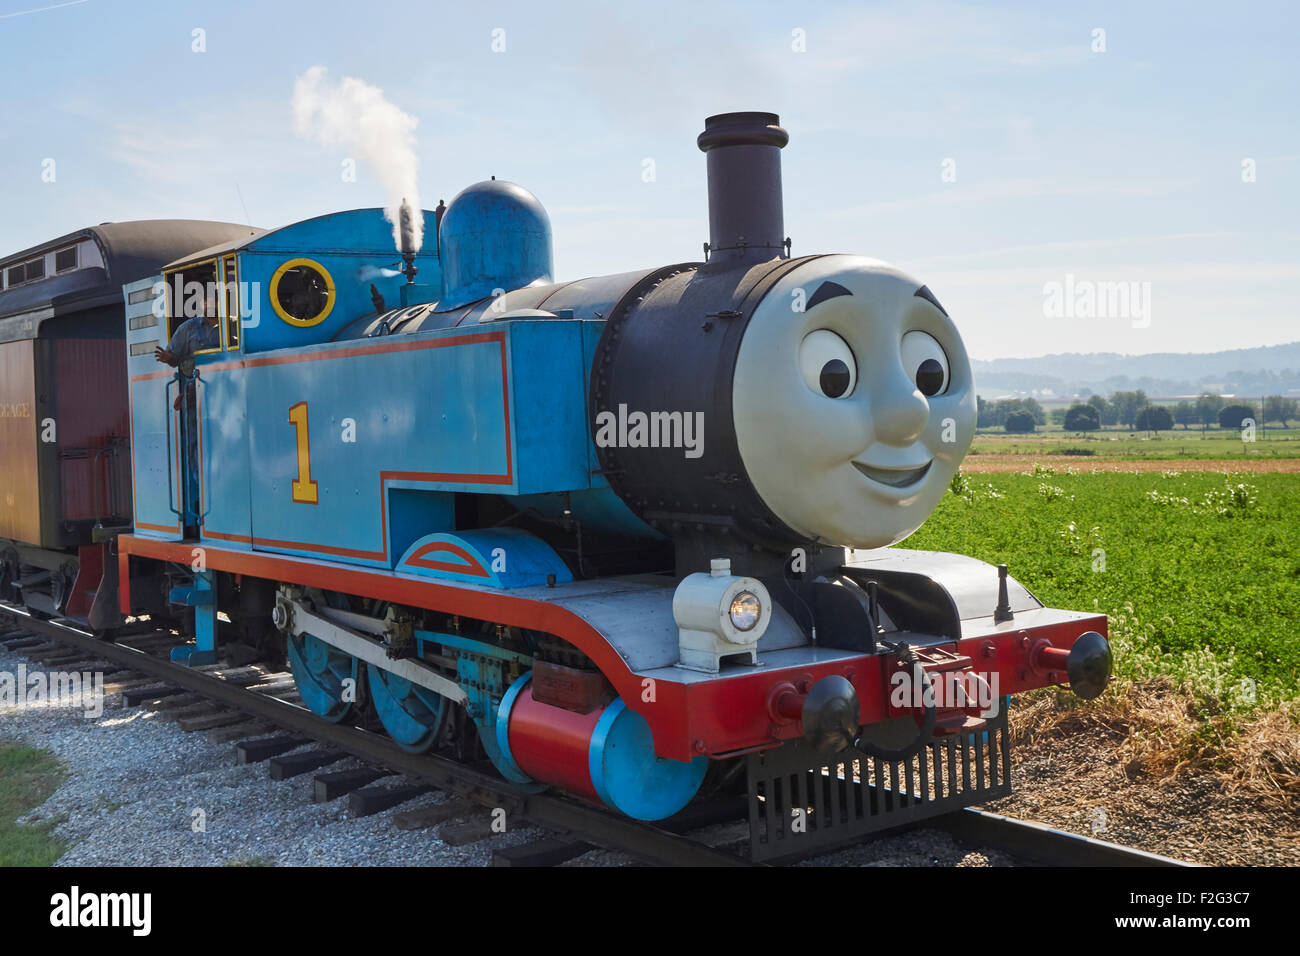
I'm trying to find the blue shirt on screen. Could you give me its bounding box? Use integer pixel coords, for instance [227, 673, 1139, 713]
[167, 317, 220, 371]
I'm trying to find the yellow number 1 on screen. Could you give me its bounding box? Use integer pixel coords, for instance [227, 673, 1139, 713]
[289, 401, 318, 504]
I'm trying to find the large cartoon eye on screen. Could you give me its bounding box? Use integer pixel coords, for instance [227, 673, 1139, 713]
[901, 330, 949, 397]
[799, 329, 857, 399]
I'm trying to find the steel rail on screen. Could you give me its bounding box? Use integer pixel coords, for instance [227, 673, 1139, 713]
[933, 807, 1195, 867]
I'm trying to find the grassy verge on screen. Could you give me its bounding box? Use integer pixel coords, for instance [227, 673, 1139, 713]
[0, 740, 67, 866]
[1005, 681, 1299, 808]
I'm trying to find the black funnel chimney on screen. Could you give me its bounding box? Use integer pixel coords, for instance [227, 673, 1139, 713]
[697, 111, 789, 266]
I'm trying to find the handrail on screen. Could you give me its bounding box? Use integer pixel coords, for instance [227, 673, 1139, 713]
[164, 374, 180, 516]
[197, 370, 212, 520]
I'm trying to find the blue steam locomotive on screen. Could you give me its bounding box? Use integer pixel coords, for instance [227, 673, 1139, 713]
[106, 112, 1111, 857]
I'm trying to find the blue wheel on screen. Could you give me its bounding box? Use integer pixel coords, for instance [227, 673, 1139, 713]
[286, 631, 359, 723]
[368, 665, 447, 753]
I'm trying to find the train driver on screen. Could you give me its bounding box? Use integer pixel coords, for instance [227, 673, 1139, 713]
[154, 288, 221, 377]
[151, 287, 219, 537]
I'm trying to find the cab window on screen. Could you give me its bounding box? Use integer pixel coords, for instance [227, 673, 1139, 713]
[222, 255, 239, 350]
[163, 260, 222, 356]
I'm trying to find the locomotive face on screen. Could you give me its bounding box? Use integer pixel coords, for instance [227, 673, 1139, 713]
[732, 255, 975, 550]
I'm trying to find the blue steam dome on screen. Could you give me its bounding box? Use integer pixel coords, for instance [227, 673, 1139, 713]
[438, 180, 553, 310]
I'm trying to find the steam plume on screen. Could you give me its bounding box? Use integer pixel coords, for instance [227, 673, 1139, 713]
[358, 265, 403, 281]
[292, 66, 424, 253]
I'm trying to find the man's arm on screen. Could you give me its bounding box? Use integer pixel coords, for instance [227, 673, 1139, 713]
[155, 320, 190, 365]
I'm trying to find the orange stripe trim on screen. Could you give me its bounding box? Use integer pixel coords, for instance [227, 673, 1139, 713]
[129, 330, 507, 382]
[404, 542, 490, 578]
[203, 529, 253, 543]
[135, 520, 182, 534]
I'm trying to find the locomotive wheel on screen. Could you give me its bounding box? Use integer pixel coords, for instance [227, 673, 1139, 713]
[286, 631, 360, 723]
[367, 665, 447, 753]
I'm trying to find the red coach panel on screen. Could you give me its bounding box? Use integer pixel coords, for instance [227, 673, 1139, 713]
[53, 337, 131, 523]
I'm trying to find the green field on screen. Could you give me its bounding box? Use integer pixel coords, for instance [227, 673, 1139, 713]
[906, 469, 1300, 707]
[970, 429, 1300, 460]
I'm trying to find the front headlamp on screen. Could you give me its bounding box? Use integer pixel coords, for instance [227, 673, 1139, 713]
[728, 591, 762, 631]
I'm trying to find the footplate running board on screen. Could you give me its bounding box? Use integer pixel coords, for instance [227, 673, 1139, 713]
[745, 707, 1011, 863]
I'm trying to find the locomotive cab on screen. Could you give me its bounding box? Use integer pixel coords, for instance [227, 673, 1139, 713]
[0, 219, 254, 624]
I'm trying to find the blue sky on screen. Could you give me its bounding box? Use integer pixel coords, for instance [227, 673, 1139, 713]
[1, 0, 1295, 359]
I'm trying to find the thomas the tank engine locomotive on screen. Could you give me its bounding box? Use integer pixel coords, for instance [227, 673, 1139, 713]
[1, 112, 1112, 861]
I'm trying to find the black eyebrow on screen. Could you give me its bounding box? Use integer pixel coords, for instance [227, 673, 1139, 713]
[913, 285, 948, 317]
[806, 281, 853, 310]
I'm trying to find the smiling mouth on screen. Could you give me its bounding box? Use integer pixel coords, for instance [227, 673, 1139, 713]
[852, 460, 933, 488]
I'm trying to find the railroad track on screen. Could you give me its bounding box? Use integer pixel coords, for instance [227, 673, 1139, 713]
[0, 605, 1191, 868]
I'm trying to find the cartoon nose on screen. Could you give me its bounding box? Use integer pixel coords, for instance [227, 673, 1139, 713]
[871, 372, 930, 445]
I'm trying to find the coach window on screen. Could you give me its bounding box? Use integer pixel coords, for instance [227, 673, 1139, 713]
[270, 258, 335, 327]
[222, 255, 239, 350]
[4, 257, 45, 287]
[164, 259, 222, 356]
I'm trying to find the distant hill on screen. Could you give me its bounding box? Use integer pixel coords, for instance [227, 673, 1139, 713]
[972, 341, 1300, 399]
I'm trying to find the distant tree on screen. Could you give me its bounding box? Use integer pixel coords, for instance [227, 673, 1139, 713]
[1064, 403, 1101, 432]
[1110, 390, 1149, 430]
[1219, 403, 1256, 430]
[1086, 394, 1116, 426]
[1263, 395, 1298, 427]
[1196, 393, 1225, 431]
[1172, 401, 1197, 429]
[1005, 410, 1036, 433]
[977, 396, 994, 428]
[1022, 397, 1047, 426]
[984, 399, 1006, 428]
[992, 397, 1046, 427]
[1134, 404, 1173, 434]
[1110, 391, 1131, 426]
[1049, 407, 1068, 426]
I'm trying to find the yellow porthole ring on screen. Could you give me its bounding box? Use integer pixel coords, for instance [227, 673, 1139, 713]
[269, 258, 336, 328]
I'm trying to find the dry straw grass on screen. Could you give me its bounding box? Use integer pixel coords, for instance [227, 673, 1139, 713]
[1007, 677, 1300, 812]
